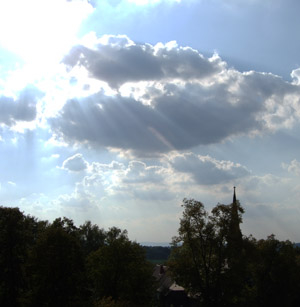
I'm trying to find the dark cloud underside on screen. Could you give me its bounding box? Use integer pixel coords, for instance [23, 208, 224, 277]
[63, 38, 223, 88]
[53, 36, 300, 154]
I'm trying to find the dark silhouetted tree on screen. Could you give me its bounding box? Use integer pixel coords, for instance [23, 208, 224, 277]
[169, 195, 249, 307]
[79, 220, 106, 256]
[29, 218, 86, 306]
[0, 207, 40, 307]
[87, 227, 155, 306]
[253, 235, 300, 307]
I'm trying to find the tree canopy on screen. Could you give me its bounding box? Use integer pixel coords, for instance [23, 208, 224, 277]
[168, 198, 300, 307]
[0, 206, 155, 307]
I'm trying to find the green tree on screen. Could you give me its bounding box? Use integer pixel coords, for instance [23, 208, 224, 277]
[79, 220, 106, 256]
[211, 201, 248, 306]
[169, 197, 247, 307]
[29, 218, 86, 306]
[87, 227, 155, 306]
[169, 199, 222, 306]
[0, 207, 39, 307]
[253, 235, 300, 307]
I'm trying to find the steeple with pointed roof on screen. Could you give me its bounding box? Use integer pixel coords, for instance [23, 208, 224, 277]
[233, 186, 236, 204]
[228, 186, 242, 248]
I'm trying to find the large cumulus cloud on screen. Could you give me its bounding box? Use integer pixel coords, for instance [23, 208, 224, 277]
[52, 35, 300, 154]
[63, 35, 224, 88]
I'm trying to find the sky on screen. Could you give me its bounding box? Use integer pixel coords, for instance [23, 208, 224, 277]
[1, 0, 300, 243]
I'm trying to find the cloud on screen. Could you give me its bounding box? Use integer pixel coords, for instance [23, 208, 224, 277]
[62, 153, 88, 172]
[282, 159, 300, 176]
[127, 0, 182, 5]
[55, 181, 96, 210]
[0, 86, 42, 127]
[91, 160, 125, 172]
[56, 157, 177, 205]
[120, 160, 164, 183]
[51, 59, 300, 154]
[51, 93, 175, 153]
[169, 152, 250, 185]
[87, 0, 182, 8]
[63, 35, 224, 88]
[90, 159, 174, 201]
[54, 153, 251, 208]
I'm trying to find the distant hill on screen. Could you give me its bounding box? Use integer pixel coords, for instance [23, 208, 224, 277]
[294, 243, 300, 248]
[140, 242, 171, 247]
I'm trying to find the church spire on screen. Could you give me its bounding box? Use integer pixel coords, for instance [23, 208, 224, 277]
[233, 186, 236, 204]
[227, 185, 243, 254]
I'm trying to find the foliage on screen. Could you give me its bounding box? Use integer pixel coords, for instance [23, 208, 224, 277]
[168, 198, 300, 307]
[169, 199, 230, 306]
[79, 220, 106, 256]
[93, 296, 130, 307]
[28, 219, 86, 306]
[0, 207, 40, 307]
[0, 207, 156, 306]
[87, 227, 155, 306]
[253, 235, 300, 307]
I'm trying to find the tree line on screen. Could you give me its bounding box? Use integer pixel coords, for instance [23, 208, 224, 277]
[1, 196, 300, 307]
[0, 207, 154, 306]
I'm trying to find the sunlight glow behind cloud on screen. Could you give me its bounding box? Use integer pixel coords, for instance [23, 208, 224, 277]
[0, 0, 93, 65]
